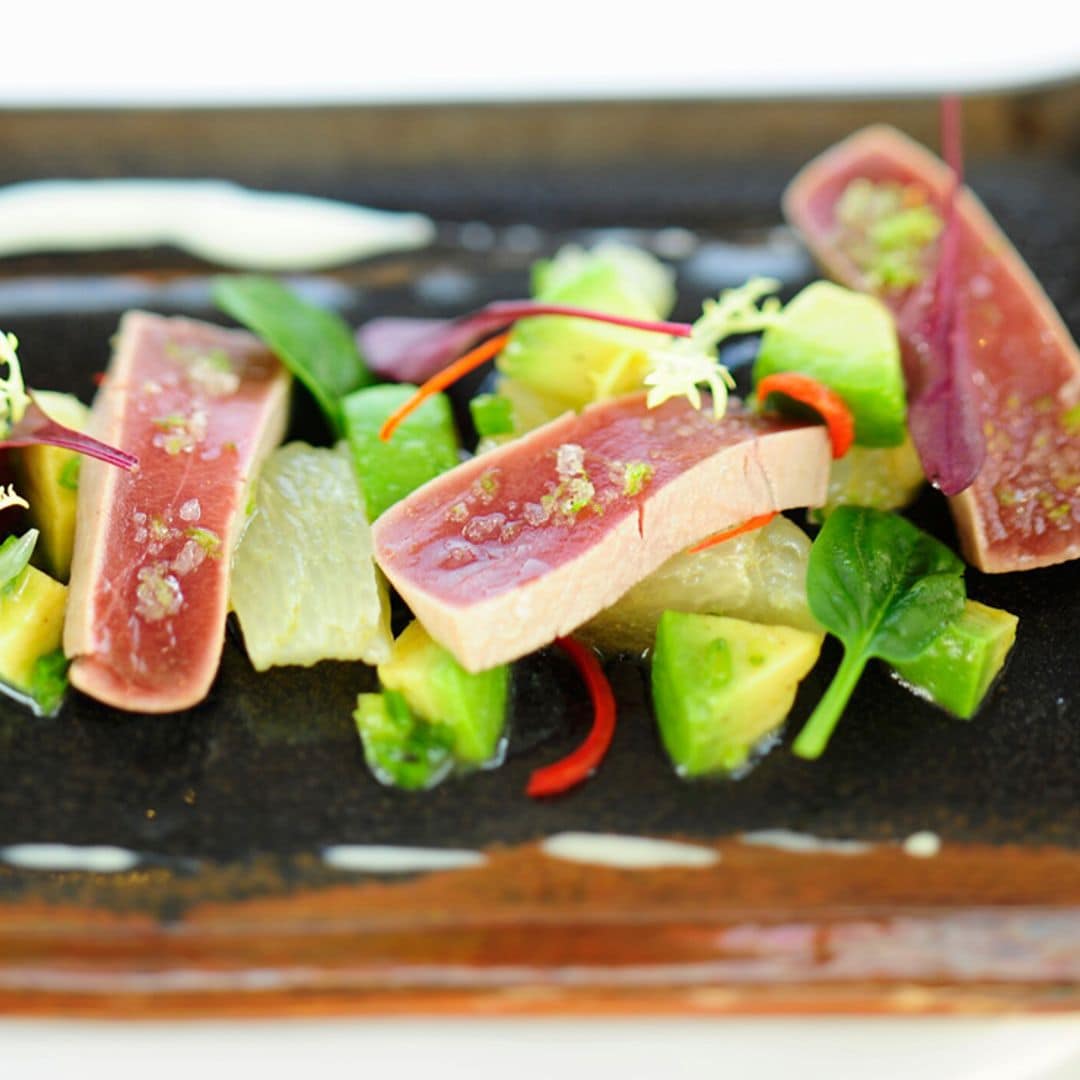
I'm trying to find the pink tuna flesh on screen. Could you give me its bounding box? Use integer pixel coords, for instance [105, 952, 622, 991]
[373, 393, 830, 671]
[784, 124, 1080, 573]
[64, 312, 290, 713]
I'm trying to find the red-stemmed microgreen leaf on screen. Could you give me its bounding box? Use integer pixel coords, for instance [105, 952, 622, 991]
[899, 95, 986, 496]
[0, 392, 137, 471]
[360, 301, 693, 385]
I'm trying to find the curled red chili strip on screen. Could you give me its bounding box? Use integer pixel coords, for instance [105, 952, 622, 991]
[756, 372, 855, 459]
[686, 511, 778, 554]
[379, 332, 512, 443]
[526, 637, 616, 798]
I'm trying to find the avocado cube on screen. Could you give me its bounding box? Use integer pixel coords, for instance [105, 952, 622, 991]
[342, 384, 460, 520]
[377, 620, 509, 766]
[12, 390, 90, 581]
[651, 610, 822, 776]
[891, 599, 1018, 718]
[755, 281, 907, 447]
[0, 564, 67, 704]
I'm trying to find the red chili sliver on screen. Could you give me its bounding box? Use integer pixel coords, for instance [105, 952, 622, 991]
[379, 332, 511, 442]
[527, 637, 616, 798]
[756, 372, 855, 459]
[686, 511, 778, 554]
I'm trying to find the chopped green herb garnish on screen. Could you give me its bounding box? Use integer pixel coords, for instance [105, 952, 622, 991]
[29, 648, 68, 716]
[186, 526, 223, 557]
[835, 178, 943, 290]
[622, 461, 654, 497]
[354, 689, 456, 791]
[1062, 404, 1080, 435]
[58, 456, 81, 491]
[559, 475, 595, 515]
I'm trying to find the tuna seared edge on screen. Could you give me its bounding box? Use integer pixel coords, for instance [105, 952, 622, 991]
[373, 394, 830, 672]
[64, 312, 290, 713]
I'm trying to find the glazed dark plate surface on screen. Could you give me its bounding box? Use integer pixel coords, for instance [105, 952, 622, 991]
[0, 97, 1067, 972]
[0, 101, 1076, 1017]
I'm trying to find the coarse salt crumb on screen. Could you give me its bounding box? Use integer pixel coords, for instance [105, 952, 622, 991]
[556, 443, 586, 478]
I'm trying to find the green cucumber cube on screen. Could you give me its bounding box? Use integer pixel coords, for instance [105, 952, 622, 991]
[469, 393, 515, 438]
[342, 384, 460, 520]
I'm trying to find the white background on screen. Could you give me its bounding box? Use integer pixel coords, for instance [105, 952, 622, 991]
[1, 1, 1077, 106]
[1, 1, 1078, 1077]
[4, 1017, 1080, 1079]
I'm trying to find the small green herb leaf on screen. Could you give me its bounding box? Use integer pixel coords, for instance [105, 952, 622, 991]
[58, 456, 81, 491]
[212, 276, 373, 436]
[622, 461, 654, 497]
[354, 689, 456, 790]
[0, 529, 38, 591]
[793, 506, 965, 759]
[30, 648, 69, 716]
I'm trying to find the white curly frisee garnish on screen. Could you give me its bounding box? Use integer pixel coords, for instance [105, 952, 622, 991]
[0, 331, 30, 436]
[0, 483, 28, 512]
[643, 276, 783, 418]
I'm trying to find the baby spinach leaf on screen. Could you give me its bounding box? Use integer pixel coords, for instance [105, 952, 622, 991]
[213, 275, 373, 436]
[793, 506, 965, 759]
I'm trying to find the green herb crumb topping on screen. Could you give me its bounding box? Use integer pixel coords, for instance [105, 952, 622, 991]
[835, 178, 943, 290]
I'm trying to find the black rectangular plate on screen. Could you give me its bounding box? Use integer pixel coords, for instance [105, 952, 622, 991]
[0, 101, 1077, 912]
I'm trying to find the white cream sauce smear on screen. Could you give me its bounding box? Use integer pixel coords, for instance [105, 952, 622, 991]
[738, 829, 874, 855]
[0, 843, 140, 873]
[0, 180, 435, 270]
[540, 832, 718, 869]
[321, 845, 486, 874]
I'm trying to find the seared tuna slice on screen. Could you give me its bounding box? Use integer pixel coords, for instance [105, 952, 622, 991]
[65, 312, 290, 712]
[785, 125, 1080, 572]
[373, 394, 829, 672]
